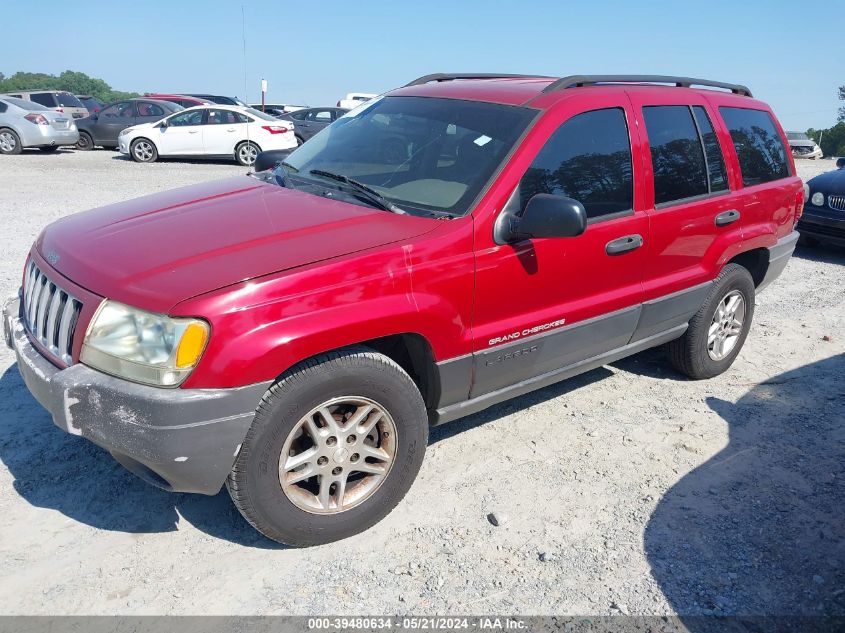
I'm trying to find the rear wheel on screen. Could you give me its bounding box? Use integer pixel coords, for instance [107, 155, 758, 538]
[75, 131, 94, 151]
[235, 141, 260, 166]
[295, 135, 304, 146]
[669, 264, 755, 379]
[0, 128, 22, 155]
[130, 138, 158, 163]
[227, 347, 428, 546]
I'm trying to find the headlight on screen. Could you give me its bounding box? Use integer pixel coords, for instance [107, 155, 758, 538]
[811, 192, 825, 207]
[81, 300, 209, 387]
[119, 128, 132, 136]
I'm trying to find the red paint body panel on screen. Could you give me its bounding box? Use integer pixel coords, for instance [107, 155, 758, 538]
[36, 176, 440, 314]
[28, 78, 801, 392]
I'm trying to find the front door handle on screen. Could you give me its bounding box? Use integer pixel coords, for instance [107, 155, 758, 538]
[188, 129, 199, 134]
[226, 128, 236, 132]
[715, 209, 740, 226]
[605, 234, 643, 255]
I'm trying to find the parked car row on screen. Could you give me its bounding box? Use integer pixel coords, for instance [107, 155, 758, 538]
[0, 90, 338, 165]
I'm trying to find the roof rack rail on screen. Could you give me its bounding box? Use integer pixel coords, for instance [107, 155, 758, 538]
[541, 75, 752, 97]
[404, 73, 544, 87]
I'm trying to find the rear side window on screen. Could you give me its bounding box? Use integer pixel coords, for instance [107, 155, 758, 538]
[521, 108, 633, 220]
[30, 93, 56, 107]
[692, 106, 728, 192]
[56, 93, 84, 108]
[719, 107, 790, 186]
[0, 102, 6, 113]
[643, 106, 708, 205]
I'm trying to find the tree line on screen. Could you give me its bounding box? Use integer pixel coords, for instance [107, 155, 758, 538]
[806, 84, 845, 158]
[0, 70, 138, 103]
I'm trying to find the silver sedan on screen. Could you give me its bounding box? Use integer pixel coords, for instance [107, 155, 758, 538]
[0, 96, 79, 154]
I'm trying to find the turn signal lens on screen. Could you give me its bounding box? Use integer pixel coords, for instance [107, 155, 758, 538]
[176, 322, 210, 368]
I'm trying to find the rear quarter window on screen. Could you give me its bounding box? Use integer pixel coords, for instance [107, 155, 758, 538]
[29, 93, 56, 107]
[719, 107, 790, 186]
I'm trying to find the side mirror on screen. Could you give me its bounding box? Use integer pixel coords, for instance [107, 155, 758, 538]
[837, 157, 845, 169]
[513, 194, 587, 240]
[158, 120, 168, 129]
[254, 148, 294, 172]
[90, 113, 98, 121]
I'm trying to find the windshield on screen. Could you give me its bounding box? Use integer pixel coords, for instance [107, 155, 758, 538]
[786, 132, 809, 141]
[281, 96, 536, 216]
[57, 93, 85, 108]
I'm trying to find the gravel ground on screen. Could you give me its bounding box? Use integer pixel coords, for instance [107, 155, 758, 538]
[0, 150, 842, 617]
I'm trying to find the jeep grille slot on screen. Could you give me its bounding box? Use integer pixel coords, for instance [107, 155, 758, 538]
[22, 260, 83, 365]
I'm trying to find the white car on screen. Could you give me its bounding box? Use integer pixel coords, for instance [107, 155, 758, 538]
[337, 93, 377, 109]
[118, 105, 297, 166]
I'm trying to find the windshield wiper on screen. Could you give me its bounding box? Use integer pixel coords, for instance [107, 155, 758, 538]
[308, 169, 405, 214]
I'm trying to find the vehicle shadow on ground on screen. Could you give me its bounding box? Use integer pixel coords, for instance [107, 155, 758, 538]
[644, 354, 845, 619]
[794, 243, 845, 266]
[0, 364, 282, 549]
[110, 154, 243, 167]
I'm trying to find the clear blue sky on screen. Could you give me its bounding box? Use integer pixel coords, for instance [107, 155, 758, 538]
[4, 0, 842, 130]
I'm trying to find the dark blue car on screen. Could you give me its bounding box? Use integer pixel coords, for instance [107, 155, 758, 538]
[800, 158, 845, 246]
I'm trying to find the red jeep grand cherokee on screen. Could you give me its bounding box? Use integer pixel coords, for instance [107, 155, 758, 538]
[3, 74, 802, 545]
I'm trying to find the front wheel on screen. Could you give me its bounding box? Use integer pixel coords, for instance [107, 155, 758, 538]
[668, 264, 755, 379]
[227, 347, 428, 546]
[130, 138, 158, 163]
[235, 141, 260, 166]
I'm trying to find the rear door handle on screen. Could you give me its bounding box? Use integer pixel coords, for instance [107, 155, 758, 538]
[226, 128, 236, 132]
[188, 130, 199, 134]
[605, 234, 643, 255]
[715, 209, 740, 226]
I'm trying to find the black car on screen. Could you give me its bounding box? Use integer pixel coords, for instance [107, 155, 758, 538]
[74, 98, 183, 150]
[277, 107, 348, 144]
[799, 157, 845, 246]
[186, 94, 246, 106]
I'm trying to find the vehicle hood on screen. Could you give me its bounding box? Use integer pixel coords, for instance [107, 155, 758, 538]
[807, 168, 845, 195]
[36, 176, 439, 313]
[789, 139, 817, 148]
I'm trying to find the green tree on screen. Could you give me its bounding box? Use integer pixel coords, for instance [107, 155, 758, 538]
[839, 85, 845, 122]
[807, 122, 845, 157]
[0, 70, 137, 103]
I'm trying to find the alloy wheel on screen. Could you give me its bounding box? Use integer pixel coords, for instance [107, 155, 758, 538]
[707, 290, 746, 360]
[278, 396, 397, 514]
[0, 132, 16, 153]
[133, 141, 154, 162]
[238, 143, 258, 165]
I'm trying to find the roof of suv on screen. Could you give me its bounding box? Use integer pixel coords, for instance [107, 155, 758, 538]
[391, 74, 757, 109]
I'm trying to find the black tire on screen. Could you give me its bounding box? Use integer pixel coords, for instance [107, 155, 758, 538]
[0, 128, 22, 155]
[75, 131, 94, 151]
[295, 135, 304, 146]
[669, 264, 755, 380]
[130, 138, 158, 163]
[235, 140, 261, 166]
[227, 347, 428, 546]
[797, 233, 818, 248]
[38, 146, 59, 152]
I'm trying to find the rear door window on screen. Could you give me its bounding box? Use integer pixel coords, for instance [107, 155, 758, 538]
[137, 102, 165, 117]
[29, 93, 56, 107]
[692, 106, 728, 192]
[521, 107, 634, 221]
[643, 106, 708, 205]
[719, 107, 790, 186]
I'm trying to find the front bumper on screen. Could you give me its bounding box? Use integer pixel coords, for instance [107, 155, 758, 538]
[797, 207, 845, 247]
[118, 136, 129, 153]
[3, 296, 269, 494]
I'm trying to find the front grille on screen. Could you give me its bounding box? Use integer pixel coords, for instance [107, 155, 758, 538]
[22, 260, 83, 365]
[828, 195, 845, 212]
[792, 146, 813, 155]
